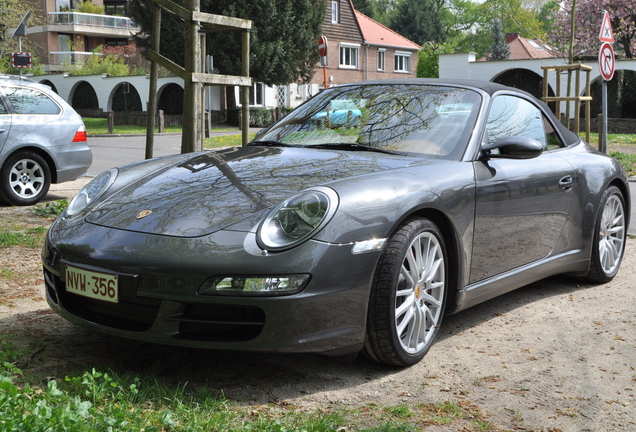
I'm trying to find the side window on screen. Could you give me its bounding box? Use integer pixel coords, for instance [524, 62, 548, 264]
[4, 87, 61, 115]
[0, 98, 7, 115]
[543, 116, 565, 149]
[486, 95, 547, 149]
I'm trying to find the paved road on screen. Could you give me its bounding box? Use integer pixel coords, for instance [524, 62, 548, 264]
[86, 133, 636, 235]
[87, 134, 182, 175]
[86, 129, 259, 175]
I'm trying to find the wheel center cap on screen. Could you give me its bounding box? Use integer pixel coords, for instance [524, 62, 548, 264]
[415, 285, 421, 299]
[20, 174, 30, 183]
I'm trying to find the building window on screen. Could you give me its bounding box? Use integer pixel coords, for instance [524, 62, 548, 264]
[105, 38, 128, 47]
[57, 33, 73, 51]
[249, 83, 265, 106]
[394, 51, 411, 73]
[331, 1, 339, 24]
[377, 49, 385, 71]
[339, 44, 359, 69]
[56, 0, 71, 12]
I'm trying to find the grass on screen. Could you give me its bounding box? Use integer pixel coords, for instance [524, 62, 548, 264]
[205, 132, 256, 149]
[0, 226, 48, 249]
[0, 337, 497, 431]
[83, 117, 183, 135]
[611, 150, 636, 176]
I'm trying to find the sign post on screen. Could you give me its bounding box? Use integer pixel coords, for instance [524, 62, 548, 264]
[318, 35, 328, 91]
[11, 11, 32, 77]
[598, 11, 614, 154]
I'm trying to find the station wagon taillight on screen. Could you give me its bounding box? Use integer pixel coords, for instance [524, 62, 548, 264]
[72, 125, 88, 143]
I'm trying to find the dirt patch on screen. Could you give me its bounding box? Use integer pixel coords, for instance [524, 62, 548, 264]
[1, 179, 635, 431]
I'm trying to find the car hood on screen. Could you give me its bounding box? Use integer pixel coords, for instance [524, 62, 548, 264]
[84, 146, 417, 237]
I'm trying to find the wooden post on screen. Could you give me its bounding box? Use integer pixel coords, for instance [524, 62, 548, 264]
[585, 69, 591, 143]
[241, 29, 250, 146]
[145, 3, 161, 160]
[181, 0, 201, 154]
[574, 68, 581, 134]
[200, 33, 207, 149]
[158, 109, 165, 133]
[108, 111, 114, 134]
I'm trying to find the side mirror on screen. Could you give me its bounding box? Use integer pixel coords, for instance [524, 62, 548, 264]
[481, 136, 544, 160]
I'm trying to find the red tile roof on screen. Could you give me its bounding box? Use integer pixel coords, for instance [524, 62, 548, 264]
[505, 33, 561, 59]
[354, 10, 421, 50]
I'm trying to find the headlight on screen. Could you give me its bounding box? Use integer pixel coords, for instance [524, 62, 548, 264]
[66, 169, 117, 216]
[257, 187, 338, 251]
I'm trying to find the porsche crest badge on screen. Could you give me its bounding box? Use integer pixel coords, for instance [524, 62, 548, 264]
[136, 210, 153, 219]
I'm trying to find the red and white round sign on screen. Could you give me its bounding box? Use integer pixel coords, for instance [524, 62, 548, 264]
[318, 35, 328, 57]
[598, 42, 615, 81]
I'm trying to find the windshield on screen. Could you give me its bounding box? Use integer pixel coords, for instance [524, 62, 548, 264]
[255, 84, 482, 160]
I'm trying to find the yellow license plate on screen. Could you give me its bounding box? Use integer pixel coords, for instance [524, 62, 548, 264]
[66, 265, 119, 303]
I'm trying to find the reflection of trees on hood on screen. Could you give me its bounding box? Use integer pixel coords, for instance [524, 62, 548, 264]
[85, 145, 409, 237]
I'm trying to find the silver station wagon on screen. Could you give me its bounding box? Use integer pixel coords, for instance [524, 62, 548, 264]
[0, 74, 92, 206]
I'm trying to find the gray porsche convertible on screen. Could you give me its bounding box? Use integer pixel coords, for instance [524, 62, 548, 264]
[42, 79, 630, 366]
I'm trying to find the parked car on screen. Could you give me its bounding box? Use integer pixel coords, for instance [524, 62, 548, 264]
[43, 79, 629, 366]
[310, 99, 363, 128]
[0, 74, 92, 206]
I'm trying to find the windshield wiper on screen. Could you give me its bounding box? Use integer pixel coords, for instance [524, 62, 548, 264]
[309, 142, 400, 155]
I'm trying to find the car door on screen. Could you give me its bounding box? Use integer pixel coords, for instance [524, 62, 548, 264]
[469, 94, 577, 283]
[0, 91, 11, 154]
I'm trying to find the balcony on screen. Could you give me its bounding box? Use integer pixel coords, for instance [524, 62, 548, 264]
[47, 12, 140, 37]
[49, 51, 98, 66]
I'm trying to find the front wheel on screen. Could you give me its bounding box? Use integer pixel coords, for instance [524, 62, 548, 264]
[364, 218, 448, 366]
[0, 151, 51, 206]
[585, 186, 626, 283]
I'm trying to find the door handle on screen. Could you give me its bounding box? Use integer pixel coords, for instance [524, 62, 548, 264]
[559, 175, 573, 192]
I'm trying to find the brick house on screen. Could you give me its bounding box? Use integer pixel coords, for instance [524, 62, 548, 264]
[282, 0, 420, 108]
[313, 0, 420, 88]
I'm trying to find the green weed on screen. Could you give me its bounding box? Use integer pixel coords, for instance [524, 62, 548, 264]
[610, 150, 636, 176]
[33, 199, 68, 218]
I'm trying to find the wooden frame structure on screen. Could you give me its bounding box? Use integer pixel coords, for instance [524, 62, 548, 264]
[145, 0, 253, 156]
[541, 64, 592, 143]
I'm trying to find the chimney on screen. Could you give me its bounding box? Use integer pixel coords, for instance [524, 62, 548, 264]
[505, 33, 520, 43]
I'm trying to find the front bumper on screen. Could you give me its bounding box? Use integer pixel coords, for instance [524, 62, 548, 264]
[42, 223, 381, 355]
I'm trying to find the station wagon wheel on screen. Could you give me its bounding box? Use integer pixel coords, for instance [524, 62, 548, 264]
[585, 186, 626, 283]
[0, 151, 51, 206]
[364, 218, 447, 366]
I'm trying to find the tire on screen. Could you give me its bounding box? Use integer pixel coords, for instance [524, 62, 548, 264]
[585, 186, 627, 283]
[364, 218, 448, 366]
[0, 151, 51, 206]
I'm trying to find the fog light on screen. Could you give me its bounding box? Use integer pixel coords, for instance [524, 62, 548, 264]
[198, 275, 310, 296]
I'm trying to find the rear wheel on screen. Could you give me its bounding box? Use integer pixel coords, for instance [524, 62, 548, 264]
[364, 218, 447, 366]
[0, 151, 51, 206]
[585, 186, 626, 283]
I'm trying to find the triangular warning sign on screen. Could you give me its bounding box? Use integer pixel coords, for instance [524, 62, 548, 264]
[599, 11, 614, 43]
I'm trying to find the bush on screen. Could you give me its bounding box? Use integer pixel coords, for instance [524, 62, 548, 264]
[226, 108, 276, 127]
